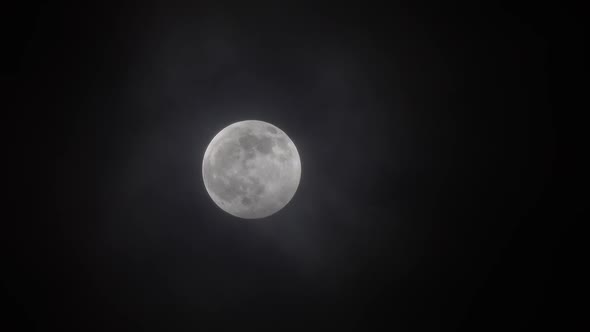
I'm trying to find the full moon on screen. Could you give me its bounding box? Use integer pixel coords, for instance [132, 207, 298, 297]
[202, 120, 301, 219]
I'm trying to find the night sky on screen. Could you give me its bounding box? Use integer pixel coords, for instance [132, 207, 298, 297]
[6, 1, 565, 331]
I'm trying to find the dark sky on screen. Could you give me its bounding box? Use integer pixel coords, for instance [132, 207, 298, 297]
[5, 1, 566, 331]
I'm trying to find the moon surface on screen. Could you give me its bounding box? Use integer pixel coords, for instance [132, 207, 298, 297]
[202, 120, 301, 219]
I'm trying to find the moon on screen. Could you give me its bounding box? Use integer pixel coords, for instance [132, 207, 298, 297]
[202, 120, 301, 219]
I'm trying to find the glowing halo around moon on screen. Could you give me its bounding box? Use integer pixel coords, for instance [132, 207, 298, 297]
[202, 120, 301, 219]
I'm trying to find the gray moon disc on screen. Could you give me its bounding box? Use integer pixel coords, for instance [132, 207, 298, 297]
[202, 120, 301, 219]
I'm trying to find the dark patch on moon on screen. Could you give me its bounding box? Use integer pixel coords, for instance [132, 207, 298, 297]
[267, 126, 277, 134]
[256, 136, 273, 154]
[276, 137, 289, 151]
[238, 133, 274, 155]
[248, 176, 266, 195]
[242, 197, 251, 205]
[238, 134, 257, 150]
[244, 150, 256, 161]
